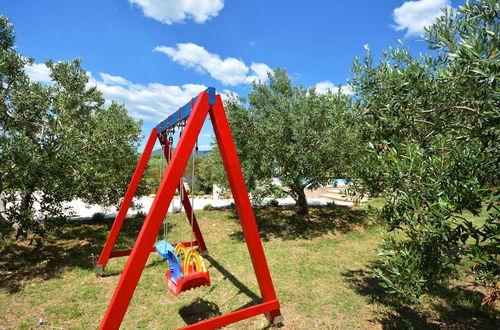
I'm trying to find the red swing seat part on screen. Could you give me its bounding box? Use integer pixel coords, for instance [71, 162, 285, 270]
[166, 264, 210, 296]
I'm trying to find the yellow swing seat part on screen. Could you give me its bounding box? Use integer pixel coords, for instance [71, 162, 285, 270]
[184, 248, 207, 275]
[173, 243, 207, 275]
[174, 243, 187, 257]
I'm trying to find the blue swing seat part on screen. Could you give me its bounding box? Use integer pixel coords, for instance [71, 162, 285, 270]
[155, 240, 184, 284]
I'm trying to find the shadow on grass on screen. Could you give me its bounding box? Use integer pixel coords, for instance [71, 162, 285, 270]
[229, 205, 370, 241]
[0, 217, 147, 294]
[342, 262, 499, 329]
[179, 298, 222, 324]
[179, 255, 278, 327]
[204, 255, 261, 306]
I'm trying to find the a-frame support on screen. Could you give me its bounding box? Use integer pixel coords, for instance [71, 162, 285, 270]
[99, 89, 283, 329]
[94, 129, 207, 275]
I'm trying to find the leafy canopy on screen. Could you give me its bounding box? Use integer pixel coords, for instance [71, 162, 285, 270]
[205, 68, 358, 214]
[350, 0, 499, 302]
[0, 16, 143, 239]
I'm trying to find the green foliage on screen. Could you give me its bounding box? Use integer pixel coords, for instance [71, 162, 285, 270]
[134, 210, 147, 219]
[350, 0, 499, 301]
[91, 212, 106, 221]
[0, 17, 143, 239]
[144, 151, 207, 195]
[212, 68, 358, 215]
[143, 154, 162, 195]
[202, 204, 214, 211]
[267, 199, 279, 207]
[197, 151, 223, 194]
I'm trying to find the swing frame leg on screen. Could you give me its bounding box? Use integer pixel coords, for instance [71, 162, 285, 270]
[94, 131, 208, 276]
[209, 95, 282, 324]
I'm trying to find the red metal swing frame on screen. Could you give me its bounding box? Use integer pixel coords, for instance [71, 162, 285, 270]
[97, 88, 283, 329]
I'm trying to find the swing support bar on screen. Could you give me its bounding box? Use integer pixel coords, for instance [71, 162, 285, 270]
[94, 133, 207, 275]
[99, 89, 282, 329]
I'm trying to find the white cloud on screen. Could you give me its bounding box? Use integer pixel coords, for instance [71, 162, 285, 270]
[24, 62, 52, 83]
[129, 0, 224, 25]
[392, 0, 450, 37]
[154, 43, 272, 86]
[245, 62, 272, 84]
[88, 72, 208, 121]
[198, 144, 212, 151]
[315, 81, 353, 95]
[24, 62, 223, 122]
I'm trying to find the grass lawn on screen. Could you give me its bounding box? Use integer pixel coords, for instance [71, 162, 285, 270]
[0, 204, 498, 329]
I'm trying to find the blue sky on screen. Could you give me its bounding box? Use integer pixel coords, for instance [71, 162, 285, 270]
[2, 0, 463, 150]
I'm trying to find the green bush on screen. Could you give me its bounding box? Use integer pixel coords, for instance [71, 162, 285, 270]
[350, 0, 499, 302]
[203, 204, 214, 211]
[135, 210, 147, 219]
[267, 199, 279, 207]
[91, 212, 106, 221]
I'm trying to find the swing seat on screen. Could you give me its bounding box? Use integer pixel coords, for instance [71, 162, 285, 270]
[155, 240, 184, 284]
[155, 240, 175, 259]
[166, 264, 211, 296]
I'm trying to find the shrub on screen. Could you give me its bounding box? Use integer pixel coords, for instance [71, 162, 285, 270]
[326, 201, 336, 208]
[91, 212, 106, 221]
[135, 210, 147, 219]
[203, 204, 214, 211]
[267, 199, 279, 207]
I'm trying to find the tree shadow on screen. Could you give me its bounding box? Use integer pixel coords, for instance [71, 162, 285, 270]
[0, 217, 146, 294]
[229, 205, 370, 242]
[342, 262, 499, 329]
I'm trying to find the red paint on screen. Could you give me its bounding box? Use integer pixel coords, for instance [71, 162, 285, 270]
[99, 90, 282, 329]
[179, 300, 280, 330]
[166, 266, 210, 297]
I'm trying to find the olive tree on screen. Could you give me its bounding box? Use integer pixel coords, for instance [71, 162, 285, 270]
[212, 68, 357, 215]
[349, 0, 499, 302]
[0, 17, 143, 240]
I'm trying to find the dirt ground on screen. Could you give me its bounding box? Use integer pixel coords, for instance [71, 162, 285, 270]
[304, 186, 347, 198]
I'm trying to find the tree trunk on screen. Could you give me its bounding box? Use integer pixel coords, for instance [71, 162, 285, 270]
[15, 191, 33, 240]
[0, 190, 8, 241]
[289, 184, 309, 215]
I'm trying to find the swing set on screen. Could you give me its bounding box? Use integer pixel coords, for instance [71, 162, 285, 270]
[95, 88, 283, 329]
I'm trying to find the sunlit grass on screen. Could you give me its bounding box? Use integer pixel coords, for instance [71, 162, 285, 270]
[0, 206, 497, 329]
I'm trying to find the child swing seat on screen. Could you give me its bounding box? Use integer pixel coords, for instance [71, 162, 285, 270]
[156, 241, 210, 296]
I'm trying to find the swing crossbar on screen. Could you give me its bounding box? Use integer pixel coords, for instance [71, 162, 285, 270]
[156, 87, 216, 134]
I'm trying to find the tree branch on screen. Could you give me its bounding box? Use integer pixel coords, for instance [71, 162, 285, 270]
[444, 124, 472, 130]
[421, 105, 482, 116]
[415, 119, 436, 126]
